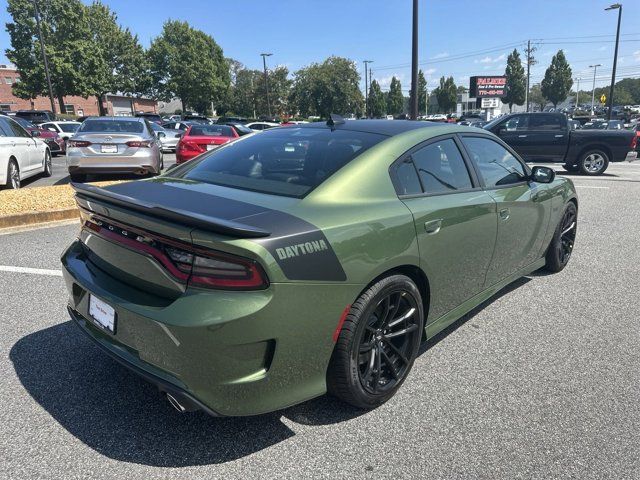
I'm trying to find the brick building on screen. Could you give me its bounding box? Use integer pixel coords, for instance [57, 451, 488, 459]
[0, 65, 157, 116]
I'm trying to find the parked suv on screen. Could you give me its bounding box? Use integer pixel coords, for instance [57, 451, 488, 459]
[15, 110, 55, 125]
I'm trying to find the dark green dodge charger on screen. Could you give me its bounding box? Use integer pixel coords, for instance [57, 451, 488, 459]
[62, 118, 578, 416]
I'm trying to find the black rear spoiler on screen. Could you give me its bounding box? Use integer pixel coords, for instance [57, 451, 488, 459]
[71, 182, 271, 238]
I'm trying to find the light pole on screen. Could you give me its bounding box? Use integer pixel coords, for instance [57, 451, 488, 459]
[409, 0, 419, 120]
[260, 53, 273, 118]
[363, 60, 373, 118]
[575, 78, 580, 108]
[605, 3, 622, 121]
[32, 0, 56, 114]
[589, 64, 602, 115]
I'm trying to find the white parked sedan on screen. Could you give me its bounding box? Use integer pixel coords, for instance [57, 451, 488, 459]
[0, 115, 51, 189]
[40, 121, 81, 141]
[245, 121, 280, 131]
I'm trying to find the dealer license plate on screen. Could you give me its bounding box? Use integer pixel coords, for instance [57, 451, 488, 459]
[206, 144, 216, 151]
[89, 294, 116, 333]
[101, 144, 118, 153]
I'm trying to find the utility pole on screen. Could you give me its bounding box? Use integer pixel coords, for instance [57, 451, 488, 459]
[575, 78, 580, 107]
[363, 60, 373, 118]
[260, 53, 273, 118]
[32, 0, 56, 115]
[524, 40, 537, 113]
[605, 3, 622, 121]
[409, 0, 419, 120]
[589, 64, 601, 115]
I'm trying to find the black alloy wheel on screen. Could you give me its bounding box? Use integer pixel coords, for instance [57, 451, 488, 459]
[357, 291, 421, 395]
[545, 202, 577, 272]
[327, 274, 424, 409]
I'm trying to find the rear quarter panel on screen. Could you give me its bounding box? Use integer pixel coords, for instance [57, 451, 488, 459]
[567, 130, 634, 162]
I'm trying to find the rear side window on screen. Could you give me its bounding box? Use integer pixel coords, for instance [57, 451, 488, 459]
[462, 136, 527, 187]
[79, 119, 144, 133]
[410, 138, 473, 194]
[528, 114, 564, 131]
[171, 128, 387, 197]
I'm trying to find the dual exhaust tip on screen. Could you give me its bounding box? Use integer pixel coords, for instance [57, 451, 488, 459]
[165, 391, 198, 414]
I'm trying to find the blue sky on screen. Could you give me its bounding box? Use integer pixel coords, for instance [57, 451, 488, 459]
[1, 0, 639, 93]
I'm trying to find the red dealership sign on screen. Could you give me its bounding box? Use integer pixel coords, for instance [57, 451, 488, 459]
[469, 76, 507, 98]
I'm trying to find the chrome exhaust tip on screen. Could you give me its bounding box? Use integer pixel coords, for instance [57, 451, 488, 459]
[166, 392, 187, 413]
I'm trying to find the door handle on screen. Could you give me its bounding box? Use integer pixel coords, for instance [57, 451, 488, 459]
[554, 134, 564, 138]
[499, 208, 510, 221]
[424, 219, 442, 235]
[517, 135, 528, 138]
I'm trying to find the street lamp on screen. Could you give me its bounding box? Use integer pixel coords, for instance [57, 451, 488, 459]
[575, 78, 581, 108]
[363, 60, 373, 118]
[260, 53, 273, 118]
[32, 0, 56, 114]
[409, 0, 419, 120]
[605, 3, 622, 121]
[589, 64, 602, 115]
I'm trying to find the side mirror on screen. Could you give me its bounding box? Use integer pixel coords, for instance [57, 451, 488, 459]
[31, 130, 41, 137]
[157, 131, 166, 138]
[530, 166, 555, 184]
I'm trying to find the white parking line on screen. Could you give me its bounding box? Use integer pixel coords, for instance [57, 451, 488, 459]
[574, 185, 610, 189]
[0, 265, 63, 276]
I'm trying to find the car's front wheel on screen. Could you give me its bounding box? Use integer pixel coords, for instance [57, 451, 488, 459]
[327, 274, 424, 409]
[545, 202, 577, 273]
[579, 150, 609, 175]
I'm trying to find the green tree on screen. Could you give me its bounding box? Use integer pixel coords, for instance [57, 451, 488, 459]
[541, 50, 573, 108]
[368, 79, 386, 117]
[386, 76, 404, 115]
[290, 56, 363, 118]
[254, 66, 292, 117]
[230, 68, 260, 117]
[148, 21, 229, 114]
[408, 70, 428, 115]
[503, 48, 526, 112]
[529, 84, 546, 111]
[434, 76, 457, 113]
[6, 0, 94, 112]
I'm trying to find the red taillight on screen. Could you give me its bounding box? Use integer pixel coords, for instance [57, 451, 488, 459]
[126, 140, 151, 148]
[68, 140, 91, 148]
[178, 141, 202, 152]
[632, 134, 638, 150]
[85, 218, 268, 290]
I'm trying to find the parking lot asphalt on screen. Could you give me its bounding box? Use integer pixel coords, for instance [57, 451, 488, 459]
[20, 153, 177, 188]
[1, 164, 639, 479]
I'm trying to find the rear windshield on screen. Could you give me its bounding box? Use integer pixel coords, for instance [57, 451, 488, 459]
[16, 111, 49, 121]
[189, 125, 234, 137]
[59, 123, 80, 133]
[170, 127, 387, 197]
[79, 119, 145, 133]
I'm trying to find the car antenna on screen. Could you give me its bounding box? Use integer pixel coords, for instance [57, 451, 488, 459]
[326, 113, 345, 130]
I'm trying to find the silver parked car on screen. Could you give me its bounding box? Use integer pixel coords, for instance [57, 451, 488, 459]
[66, 117, 163, 182]
[149, 122, 181, 152]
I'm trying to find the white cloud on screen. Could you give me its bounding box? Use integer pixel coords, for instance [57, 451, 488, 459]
[432, 52, 449, 59]
[634, 50, 640, 61]
[424, 68, 436, 75]
[597, 45, 607, 52]
[376, 73, 406, 90]
[475, 54, 506, 64]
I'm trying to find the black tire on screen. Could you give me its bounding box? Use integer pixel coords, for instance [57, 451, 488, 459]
[545, 202, 577, 273]
[42, 150, 53, 177]
[563, 163, 579, 172]
[578, 149, 609, 176]
[70, 173, 87, 183]
[327, 274, 425, 409]
[5, 159, 20, 189]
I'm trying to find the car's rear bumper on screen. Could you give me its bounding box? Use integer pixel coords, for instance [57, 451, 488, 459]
[67, 148, 160, 173]
[68, 165, 158, 175]
[625, 151, 637, 162]
[61, 239, 359, 416]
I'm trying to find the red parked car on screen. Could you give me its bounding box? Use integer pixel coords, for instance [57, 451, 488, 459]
[175, 124, 239, 164]
[12, 116, 66, 155]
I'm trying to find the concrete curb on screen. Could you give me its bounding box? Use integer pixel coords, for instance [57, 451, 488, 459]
[0, 208, 79, 230]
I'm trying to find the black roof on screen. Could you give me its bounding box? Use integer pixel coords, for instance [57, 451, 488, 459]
[297, 119, 443, 136]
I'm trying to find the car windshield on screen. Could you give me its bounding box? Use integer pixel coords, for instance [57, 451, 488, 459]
[59, 123, 80, 133]
[150, 123, 165, 132]
[232, 124, 253, 135]
[79, 119, 144, 133]
[189, 125, 235, 137]
[169, 127, 387, 197]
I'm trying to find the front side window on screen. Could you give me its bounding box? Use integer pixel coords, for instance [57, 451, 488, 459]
[462, 136, 527, 187]
[502, 115, 528, 131]
[171, 128, 387, 197]
[410, 138, 473, 194]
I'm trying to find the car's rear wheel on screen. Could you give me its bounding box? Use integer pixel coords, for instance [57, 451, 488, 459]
[5, 159, 20, 189]
[42, 150, 52, 177]
[579, 150, 609, 175]
[545, 202, 577, 273]
[327, 274, 424, 409]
